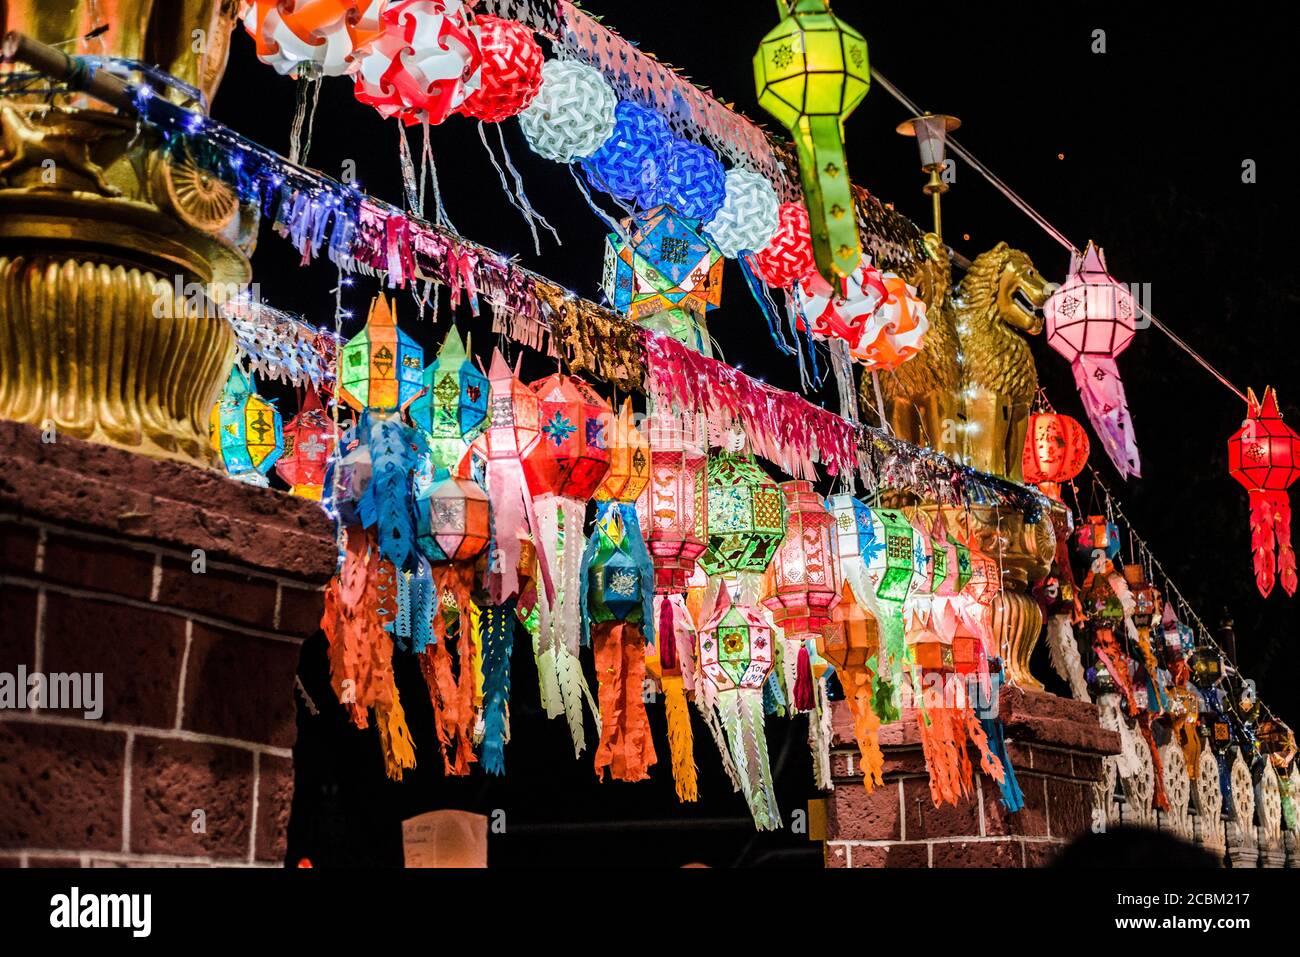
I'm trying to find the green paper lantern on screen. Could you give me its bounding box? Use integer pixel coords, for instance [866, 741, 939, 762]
[699, 451, 787, 576]
[754, 0, 869, 283]
[409, 327, 489, 470]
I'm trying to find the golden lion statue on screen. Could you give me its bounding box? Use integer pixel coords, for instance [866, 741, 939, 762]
[871, 236, 1050, 480]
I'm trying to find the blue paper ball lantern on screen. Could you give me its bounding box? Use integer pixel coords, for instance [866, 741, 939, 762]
[581, 101, 671, 207]
[652, 138, 726, 222]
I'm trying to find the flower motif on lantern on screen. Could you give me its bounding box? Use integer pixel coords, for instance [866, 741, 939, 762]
[338, 295, 425, 413]
[699, 451, 787, 576]
[637, 409, 709, 593]
[1021, 411, 1090, 499]
[1044, 241, 1141, 478]
[763, 481, 840, 639]
[1227, 386, 1300, 597]
[352, 0, 483, 125]
[241, 0, 382, 77]
[408, 326, 488, 471]
[210, 364, 283, 487]
[275, 388, 335, 500]
[455, 15, 544, 123]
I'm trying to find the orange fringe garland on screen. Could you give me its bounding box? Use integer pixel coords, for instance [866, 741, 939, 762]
[419, 563, 479, 776]
[592, 622, 657, 782]
[839, 665, 884, 791]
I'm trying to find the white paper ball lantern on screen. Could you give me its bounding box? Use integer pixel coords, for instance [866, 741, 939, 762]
[705, 169, 780, 258]
[518, 59, 617, 163]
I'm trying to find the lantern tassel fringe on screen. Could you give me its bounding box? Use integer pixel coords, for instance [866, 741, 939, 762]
[592, 623, 657, 782]
[1046, 613, 1089, 702]
[375, 691, 417, 782]
[479, 601, 516, 775]
[662, 675, 698, 802]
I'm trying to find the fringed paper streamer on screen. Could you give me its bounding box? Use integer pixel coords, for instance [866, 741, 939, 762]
[478, 600, 516, 775]
[1072, 355, 1141, 479]
[535, 497, 586, 658]
[1046, 613, 1089, 701]
[1097, 693, 1143, 780]
[419, 633, 478, 776]
[697, 693, 742, 794]
[1092, 626, 1137, 717]
[979, 665, 1023, 812]
[1248, 492, 1297, 598]
[592, 622, 657, 783]
[719, 690, 781, 829]
[358, 413, 421, 572]
[839, 664, 884, 791]
[808, 675, 834, 790]
[662, 674, 698, 802]
[375, 689, 417, 782]
[533, 635, 563, 719]
[556, 642, 595, 758]
[1138, 712, 1171, 813]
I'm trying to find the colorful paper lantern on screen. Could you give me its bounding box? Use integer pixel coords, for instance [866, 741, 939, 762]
[518, 59, 617, 162]
[1044, 241, 1141, 478]
[595, 399, 650, 504]
[705, 169, 781, 259]
[580, 101, 672, 207]
[1022, 411, 1090, 496]
[275, 388, 335, 499]
[763, 481, 840, 638]
[210, 364, 284, 486]
[352, 0, 482, 125]
[796, 259, 887, 347]
[850, 273, 929, 371]
[456, 14, 544, 123]
[416, 472, 490, 562]
[408, 327, 488, 470]
[241, 0, 382, 77]
[818, 581, 885, 789]
[754, 0, 869, 282]
[1073, 514, 1121, 564]
[338, 295, 425, 413]
[699, 451, 787, 576]
[637, 410, 709, 592]
[1227, 386, 1300, 597]
[524, 374, 613, 502]
[752, 201, 816, 290]
[650, 138, 727, 223]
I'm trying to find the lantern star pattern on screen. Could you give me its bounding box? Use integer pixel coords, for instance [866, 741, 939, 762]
[211, 364, 284, 487]
[754, 0, 870, 282]
[1228, 386, 1300, 597]
[408, 327, 488, 471]
[338, 295, 424, 414]
[699, 452, 787, 577]
[602, 205, 724, 356]
[276, 388, 334, 499]
[637, 410, 709, 593]
[1044, 241, 1141, 478]
[698, 584, 780, 829]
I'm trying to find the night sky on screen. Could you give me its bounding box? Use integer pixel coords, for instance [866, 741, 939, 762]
[209, 3, 1299, 866]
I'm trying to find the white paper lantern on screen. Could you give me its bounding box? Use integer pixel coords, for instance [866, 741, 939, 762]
[518, 59, 617, 163]
[705, 169, 780, 258]
[241, 0, 382, 77]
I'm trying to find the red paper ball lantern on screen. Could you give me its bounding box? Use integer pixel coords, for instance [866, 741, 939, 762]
[751, 201, 815, 290]
[1021, 412, 1090, 488]
[1227, 386, 1300, 597]
[456, 15, 544, 123]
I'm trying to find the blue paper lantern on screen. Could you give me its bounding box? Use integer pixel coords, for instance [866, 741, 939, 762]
[209, 365, 284, 487]
[580, 101, 671, 207]
[652, 138, 726, 222]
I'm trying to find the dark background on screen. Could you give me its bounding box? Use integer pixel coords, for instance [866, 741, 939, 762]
[209, 2, 1299, 866]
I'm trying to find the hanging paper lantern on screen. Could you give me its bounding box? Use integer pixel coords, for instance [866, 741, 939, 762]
[754, 1, 869, 282]
[595, 399, 650, 504]
[602, 205, 723, 353]
[518, 59, 617, 162]
[637, 410, 709, 592]
[698, 584, 780, 829]
[763, 481, 840, 638]
[818, 582, 885, 789]
[699, 451, 787, 576]
[650, 138, 727, 222]
[338, 295, 425, 413]
[524, 374, 613, 502]
[1022, 411, 1090, 496]
[795, 259, 887, 347]
[1073, 515, 1121, 565]
[416, 472, 490, 562]
[408, 327, 488, 471]
[210, 364, 284, 486]
[351, 0, 482, 125]
[580, 101, 672, 207]
[1228, 386, 1300, 598]
[241, 0, 382, 77]
[849, 273, 929, 371]
[275, 388, 335, 499]
[1044, 241, 1141, 478]
[703, 169, 780, 259]
[455, 14, 544, 123]
[751, 201, 816, 290]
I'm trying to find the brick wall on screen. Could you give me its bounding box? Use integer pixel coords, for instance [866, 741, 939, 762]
[0, 421, 334, 867]
[824, 687, 1121, 868]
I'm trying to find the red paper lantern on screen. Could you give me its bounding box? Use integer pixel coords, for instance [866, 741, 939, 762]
[637, 409, 708, 592]
[763, 480, 839, 638]
[1021, 412, 1090, 494]
[751, 201, 816, 290]
[1228, 386, 1300, 597]
[523, 374, 612, 501]
[275, 389, 336, 499]
[456, 15, 544, 123]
